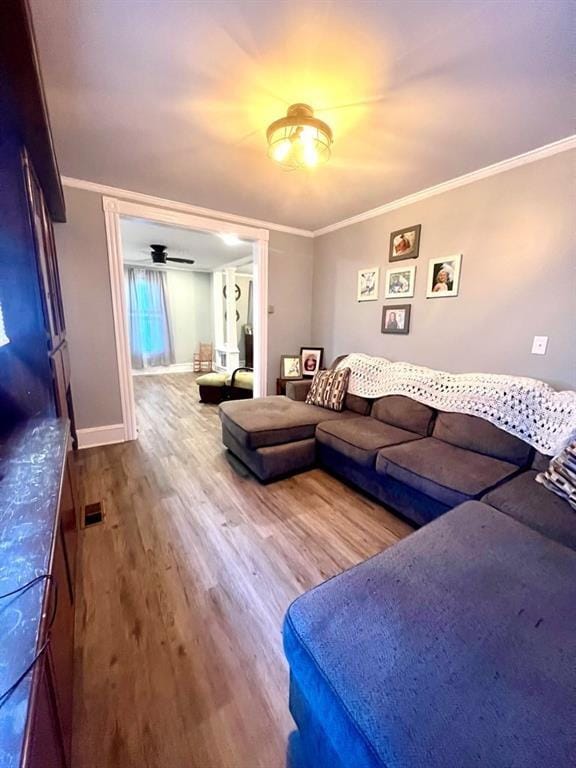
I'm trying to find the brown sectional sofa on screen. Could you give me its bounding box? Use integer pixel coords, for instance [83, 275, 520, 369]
[219, 366, 576, 544]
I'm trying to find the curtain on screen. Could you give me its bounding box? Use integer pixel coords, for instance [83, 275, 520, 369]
[125, 267, 175, 369]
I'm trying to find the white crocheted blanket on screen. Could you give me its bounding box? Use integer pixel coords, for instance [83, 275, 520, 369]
[337, 353, 576, 455]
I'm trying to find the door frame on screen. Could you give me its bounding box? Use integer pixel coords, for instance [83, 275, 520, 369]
[102, 196, 269, 442]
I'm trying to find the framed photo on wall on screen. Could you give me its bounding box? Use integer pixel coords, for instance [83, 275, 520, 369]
[426, 254, 462, 298]
[280, 355, 302, 379]
[357, 267, 379, 301]
[389, 225, 421, 262]
[384, 265, 416, 299]
[381, 304, 411, 335]
[300, 347, 324, 376]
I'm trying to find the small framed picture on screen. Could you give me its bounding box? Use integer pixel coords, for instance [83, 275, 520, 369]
[300, 347, 324, 377]
[389, 225, 421, 262]
[381, 304, 411, 335]
[426, 254, 462, 298]
[385, 265, 416, 299]
[280, 355, 302, 379]
[357, 267, 379, 301]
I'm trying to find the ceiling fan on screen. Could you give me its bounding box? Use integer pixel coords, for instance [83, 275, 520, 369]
[147, 243, 195, 266]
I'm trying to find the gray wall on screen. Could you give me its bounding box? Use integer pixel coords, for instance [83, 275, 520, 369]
[165, 269, 213, 365]
[56, 151, 573, 433]
[312, 151, 576, 390]
[267, 231, 314, 393]
[55, 187, 124, 427]
[55, 186, 314, 429]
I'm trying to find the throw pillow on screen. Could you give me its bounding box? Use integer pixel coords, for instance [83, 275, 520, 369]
[535, 442, 576, 510]
[306, 367, 351, 412]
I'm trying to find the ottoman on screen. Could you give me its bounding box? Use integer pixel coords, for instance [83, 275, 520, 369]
[283, 501, 576, 768]
[197, 372, 227, 404]
[219, 396, 357, 482]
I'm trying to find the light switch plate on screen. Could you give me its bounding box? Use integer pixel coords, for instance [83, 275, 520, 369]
[531, 336, 548, 355]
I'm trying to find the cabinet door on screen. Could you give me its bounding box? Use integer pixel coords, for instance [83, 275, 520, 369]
[26, 656, 67, 768]
[48, 499, 76, 765]
[22, 150, 66, 350]
[59, 457, 78, 598]
[50, 345, 69, 420]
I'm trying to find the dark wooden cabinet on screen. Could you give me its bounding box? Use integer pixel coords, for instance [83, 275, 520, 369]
[0, 0, 75, 442]
[0, 2, 78, 765]
[49, 512, 76, 762]
[23, 150, 67, 350]
[23, 451, 78, 768]
[26, 656, 68, 768]
[22, 149, 78, 446]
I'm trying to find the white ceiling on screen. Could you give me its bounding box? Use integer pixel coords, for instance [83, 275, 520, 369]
[121, 217, 253, 271]
[30, 0, 574, 231]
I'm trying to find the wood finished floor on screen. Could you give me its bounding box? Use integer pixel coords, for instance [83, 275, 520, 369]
[72, 373, 412, 768]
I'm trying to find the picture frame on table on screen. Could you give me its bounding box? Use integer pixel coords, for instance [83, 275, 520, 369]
[426, 254, 462, 298]
[280, 355, 302, 379]
[381, 304, 411, 335]
[384, 265, 416, 299]
[357, 267, 379, 301]
[389, 225, 421, 262]
[300, 347, 324, 377]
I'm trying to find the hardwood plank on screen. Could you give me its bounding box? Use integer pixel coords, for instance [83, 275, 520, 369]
[72, 373, 412, 767]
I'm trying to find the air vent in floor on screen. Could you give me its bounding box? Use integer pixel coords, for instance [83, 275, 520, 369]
[83, 501, 104, 528]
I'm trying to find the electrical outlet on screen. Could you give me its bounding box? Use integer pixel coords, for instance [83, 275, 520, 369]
[531, 336, 548, 355]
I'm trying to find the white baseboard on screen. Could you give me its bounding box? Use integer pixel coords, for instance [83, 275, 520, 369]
[132, 363, 196, 376]
[77, 424, 126, 449]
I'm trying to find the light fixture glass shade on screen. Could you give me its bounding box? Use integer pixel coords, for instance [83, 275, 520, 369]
[267, 104, 332, 170]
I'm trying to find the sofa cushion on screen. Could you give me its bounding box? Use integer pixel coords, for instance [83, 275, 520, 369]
[286, 379, 312, 402]
[371, 395, 435, 436]
[219, 396, 356, 450]
[306, 367, 350, 412]
[433, 411, 532, 465]
[316, 416, 422, 468]
[344, 392, 371, 416]
[532, 450, 553, 471]
[376, 437, 519, 507]
[483, 470, 576, 550]
[283, 501, 576, 768]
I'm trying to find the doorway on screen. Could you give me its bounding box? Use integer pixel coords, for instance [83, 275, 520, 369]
[103, 197, 268, 441]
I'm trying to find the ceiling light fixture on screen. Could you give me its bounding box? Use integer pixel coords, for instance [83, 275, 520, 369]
[267, 103, 333, 170]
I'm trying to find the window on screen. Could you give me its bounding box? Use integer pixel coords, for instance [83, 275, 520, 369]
[125, 268, 174, 369]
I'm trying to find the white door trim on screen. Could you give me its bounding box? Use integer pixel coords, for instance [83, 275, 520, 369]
[102, 196, 269, 442]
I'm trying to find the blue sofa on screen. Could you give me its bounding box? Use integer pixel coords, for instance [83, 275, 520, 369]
[283, 501, 576, 768]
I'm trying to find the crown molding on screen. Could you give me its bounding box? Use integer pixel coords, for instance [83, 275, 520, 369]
[61, 176, 315, 238]
[313, 135, 576, 236]
[62, 135, 576, 240]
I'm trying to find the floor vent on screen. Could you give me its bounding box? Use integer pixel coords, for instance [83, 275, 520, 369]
[83, 501, 104, 528]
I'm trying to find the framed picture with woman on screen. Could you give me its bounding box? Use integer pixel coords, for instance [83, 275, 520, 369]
[300, 347, 324, 376]
[381, 305, 411, 334]
[426, 254, 462, 298]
